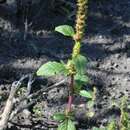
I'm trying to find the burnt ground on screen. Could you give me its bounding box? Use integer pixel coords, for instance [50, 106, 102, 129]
[0, 0, 130, 129]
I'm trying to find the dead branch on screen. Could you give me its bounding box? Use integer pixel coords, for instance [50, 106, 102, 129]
[0, 75, 29, 130]
[9, 100, 35, 121]
[9, 74, 34, 120]
[19, 78, 67, 103]
[9, 78, 67, 121]
[28, 78, 67, 99]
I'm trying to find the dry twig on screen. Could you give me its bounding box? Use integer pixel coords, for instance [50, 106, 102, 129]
[0, 75, 29, 130]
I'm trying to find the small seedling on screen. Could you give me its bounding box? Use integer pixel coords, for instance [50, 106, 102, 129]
[17, 87, 27, 97]
[107, 120, 117, 130]
[92, 120, 117, 130]
[86, 87, 97, 117]
[92, 96, 130, 130]
[36, 0, 92, 129]
[119, 97, 130, 130]
[33, 102, 43, 119]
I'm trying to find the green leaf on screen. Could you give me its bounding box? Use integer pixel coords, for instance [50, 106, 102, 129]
[74, 75, 89, 94]
[55, 25, 75, 37]
[75, 74, 89, 83]
[37, 61, 68, 77]
[58, 119, 76, 130]
[73, 55, 89, 93]
[52, 113, 66, 122]
[79, 90, 92, 99]
[73, 54, 88, 75]
[74, 81, 82, 94]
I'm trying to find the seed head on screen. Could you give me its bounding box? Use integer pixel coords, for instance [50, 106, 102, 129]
[74, 0, 88, 42]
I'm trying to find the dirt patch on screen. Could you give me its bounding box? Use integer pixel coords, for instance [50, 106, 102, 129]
[0, 0, 130, 129]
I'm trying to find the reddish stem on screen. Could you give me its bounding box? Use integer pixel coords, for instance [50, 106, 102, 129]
[67, 95, 73, 113]
[66, 75, 74, 115]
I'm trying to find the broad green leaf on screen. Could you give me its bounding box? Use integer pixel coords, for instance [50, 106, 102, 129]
[74, 75, 89, 94]
[73, 54, 88, 75]
[52, 113, 66, 122]
[55, 25, 75, 37]
[79, 90, 92, 99]
[67, 119, 76, 130]
[74, 81, 82, 94]
[37, 61, 68, 77]
[58, 119, 76, 130]
[75, 74, 89, 83]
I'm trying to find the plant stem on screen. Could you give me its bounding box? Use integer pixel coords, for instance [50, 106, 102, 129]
[66, 75, 74, 115]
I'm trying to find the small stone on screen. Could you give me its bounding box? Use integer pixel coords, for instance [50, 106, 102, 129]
[102, 118, 108, 125]
[103, 95, 108, 100]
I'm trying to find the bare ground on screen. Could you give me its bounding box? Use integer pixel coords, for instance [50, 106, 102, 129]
[0, 0, 130, 129]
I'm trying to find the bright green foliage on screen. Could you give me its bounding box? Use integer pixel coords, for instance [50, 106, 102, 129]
[107, 120, 117, 130]
[73, 54, 88, 75]
[75, 74, 89, 84]
[74, 81, 83, 94]
[37, 61, 68, 77]
[120, 112, 129, 130]
[79, 90, 92, 99]
[120, 97, 130, 130]
[55, 25, 75, 37]
[57, 119, 76, 130]
[52, 113, 66, 122]
[36, 0, 90, 129]
[73, 54, 89, 90]
[74, 75, 89, 94]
